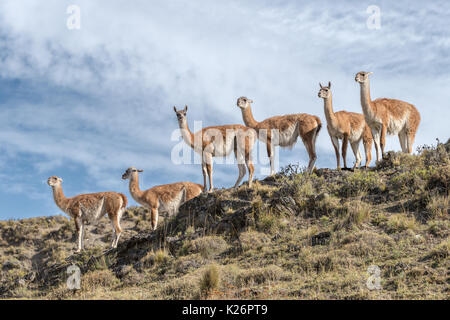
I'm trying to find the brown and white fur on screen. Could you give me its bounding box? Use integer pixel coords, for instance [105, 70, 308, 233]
[236, 97, 322, 174]
[122, 167, 202, 230]
[174, 106, 256, 192]
[355, 71, 421, 162]
[47, 176, 127, 252]
[318, 82, 373, 169]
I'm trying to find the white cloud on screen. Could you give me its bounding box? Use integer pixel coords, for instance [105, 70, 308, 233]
[0, 0, 449, 216]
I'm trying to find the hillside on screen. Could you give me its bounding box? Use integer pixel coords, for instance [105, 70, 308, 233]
[0, 139, 448, 300]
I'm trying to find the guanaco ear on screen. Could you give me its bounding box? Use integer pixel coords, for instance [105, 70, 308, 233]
[328, 81, 331, 88]
[367, 72, 373, 75]
[137, 169, 144, 172]
[319, 82, 323, 88]
[184, 105, 188, 113]
[248, 99, 253, 103]
[173, 106, 177, 113]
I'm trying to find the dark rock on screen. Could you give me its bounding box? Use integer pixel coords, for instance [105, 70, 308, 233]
[116, 265, 132, 278]
[219, 199, 252, 213]
[311, 231, 331, 246]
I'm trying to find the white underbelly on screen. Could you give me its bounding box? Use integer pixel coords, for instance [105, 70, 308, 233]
[159, 190, 185, 215]
[349, 124, 364, 142]
[387, 115, 408, 135]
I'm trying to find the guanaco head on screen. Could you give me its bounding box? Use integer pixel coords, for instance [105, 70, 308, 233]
[122, 167, 144, 180]
[318, 82, 332, 99]
[47, 176, 63, 187]
[173, 105, 188, 122]
[236, 96, 253, 109]
[355, 71, 373, 84]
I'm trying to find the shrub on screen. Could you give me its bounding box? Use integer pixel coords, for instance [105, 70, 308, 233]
[234, 265, 287, 287]
[426, 195, 449, 219]
[380, 151, 423, 169]
[426, 166, 450, 193]
[389, 167, 437, 196]
[256, 210, 280, 234]
[199, 264, 220, 296]
[418, 139, 450, 167]
[308, 194, 343, 218]
[238, 231, 270, 252]
[141, 249, 170, 267]
[385, 214, 417, 233]
[426, 240, 449, 263]
[297, 249, 351, 273]
[339, 171, 381, 197]
[81, 269, 120, 292]
[161, 276, 198, 300]
[335, 200, 372, 230]
[154, 249, 170, 264]
[252, 181, 278, 198]
[279, 163, 305, 176]
[182, 236, 228, 258]
[427, 220, 449, 238]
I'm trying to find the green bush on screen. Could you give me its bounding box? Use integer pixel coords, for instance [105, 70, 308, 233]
[390, 167, 437, 195]
[339, 171, 381, 197]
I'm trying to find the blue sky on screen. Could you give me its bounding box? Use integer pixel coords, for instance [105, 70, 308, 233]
[0, 0, 449, 219]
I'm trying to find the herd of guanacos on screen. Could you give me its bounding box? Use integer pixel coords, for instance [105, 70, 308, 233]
[47, 71, 421, 252]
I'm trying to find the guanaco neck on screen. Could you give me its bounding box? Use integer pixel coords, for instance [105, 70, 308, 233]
[52, 185, 70, 213]
[177, 118, 195, 149]
[240, 106, 259, 129]
[128, 173, 144, 202]
[359, 80, 374, 119]
[323, 94, 339, 129]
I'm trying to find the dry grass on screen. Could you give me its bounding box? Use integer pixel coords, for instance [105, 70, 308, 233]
[1, 140, 449, 300]
[385, 214, 418, 233]
[199, 264, 220, 296]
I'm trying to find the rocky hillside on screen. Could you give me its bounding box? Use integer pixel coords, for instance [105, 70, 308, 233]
[0, 140, 448, 299]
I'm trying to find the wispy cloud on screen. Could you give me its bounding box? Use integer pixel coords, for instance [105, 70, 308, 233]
[0, 0, 448, 218]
